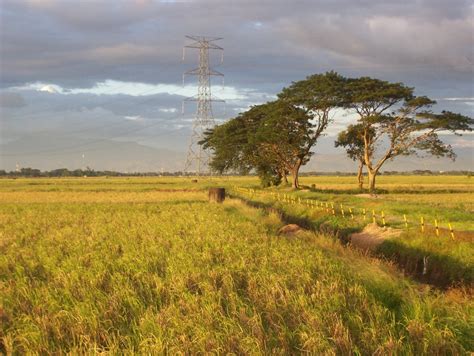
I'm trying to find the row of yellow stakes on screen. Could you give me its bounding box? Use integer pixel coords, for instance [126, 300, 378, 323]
[235, 187, 456, 239]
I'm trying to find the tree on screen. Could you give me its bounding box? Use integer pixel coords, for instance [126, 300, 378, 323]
[201, 100, 314, 187]
[20, 167, 42, 177]
[251, 100, 316, 188]
[200, 117, 254, 174]
[335, 124, 374, 189]
[200, 103, 285, 186]
[343, 77, 473, 192]
[278, 71, 347, 187]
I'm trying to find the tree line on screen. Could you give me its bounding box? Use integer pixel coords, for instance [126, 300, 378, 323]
[1, 168, 471, 178]
[0, 168, 185, 178]
[0, 167, 474, 178]
[200, 72, 473, 192]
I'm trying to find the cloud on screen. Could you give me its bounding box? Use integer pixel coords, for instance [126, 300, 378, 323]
[39, 84, 61, 94]
[0, 92, 26, 108]
[1, 0, 473, 171]
[3, 0, 471, 89]
[441, 97, 474, 101]
[450, 137, 474, 148]
[124, 115, 143, 121]
[158, 108, 177, 113]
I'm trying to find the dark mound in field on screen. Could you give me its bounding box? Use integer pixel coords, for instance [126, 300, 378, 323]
[278, 224, 305, 236]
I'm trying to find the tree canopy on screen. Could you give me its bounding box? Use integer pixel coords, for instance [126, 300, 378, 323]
[201, 100, 314, 187]
[340, 78, 473, 192]
[201, 72, 346, 187]
[201, 72, 473, 190]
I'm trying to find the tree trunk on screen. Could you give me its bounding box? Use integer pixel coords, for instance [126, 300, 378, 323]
[281, 168, 288, 184]
[357, 161, 364, 190]
[368, 169, 378, 194]
[208, 188, 225, 203]
[291, 159, 302, 189]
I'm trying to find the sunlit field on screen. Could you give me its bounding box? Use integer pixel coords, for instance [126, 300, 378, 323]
[0, 176, 473, 353]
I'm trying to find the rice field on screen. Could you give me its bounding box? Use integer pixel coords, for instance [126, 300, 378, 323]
[0, 176, 473, 353]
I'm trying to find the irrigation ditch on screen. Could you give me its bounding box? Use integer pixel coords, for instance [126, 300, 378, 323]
[229, 192, 473, 291]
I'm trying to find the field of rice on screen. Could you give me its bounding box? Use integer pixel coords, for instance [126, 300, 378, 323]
[0, 176, 472, 353]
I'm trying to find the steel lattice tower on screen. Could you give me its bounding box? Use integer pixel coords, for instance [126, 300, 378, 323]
[183, 35, 224, 175]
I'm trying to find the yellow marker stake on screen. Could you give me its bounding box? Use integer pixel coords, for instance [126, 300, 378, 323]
[363, 208, 366, 221]
[381, 211, 386, 227]
[372, 209, 376, 224]
[341, 208, 345, 218]
[420, 217, 425, 233]
[435, 219, 439, 237]
[331, 203, 335, 216]
[349, 208, 354, 220]
[404, 214, 408, 229]
[325, 202, 329, 213]
[448, 223, 455, 240]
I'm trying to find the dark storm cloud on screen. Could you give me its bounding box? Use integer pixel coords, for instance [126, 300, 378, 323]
[2, 0, 472, 89]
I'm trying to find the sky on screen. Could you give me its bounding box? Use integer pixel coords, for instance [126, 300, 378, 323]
[0, 0, 473, 172]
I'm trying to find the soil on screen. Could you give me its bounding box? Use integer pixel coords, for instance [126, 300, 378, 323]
[355, 193, 383, 199]
[350, 223, 402, 251]
[278, 224, 305, 236]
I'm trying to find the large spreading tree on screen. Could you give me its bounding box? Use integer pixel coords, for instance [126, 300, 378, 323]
[202, 73, 472, 190]
[341, 77, 473, 192]
[277, 71, 346, 186]
[201, 72, 346, 188]
[201, 100, 314, 187]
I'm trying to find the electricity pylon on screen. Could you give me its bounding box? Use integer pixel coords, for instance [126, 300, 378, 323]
[183, 35, 224, 175]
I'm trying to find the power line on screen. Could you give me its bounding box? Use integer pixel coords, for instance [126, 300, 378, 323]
[11, 84, 191, 138]
[1, 78, 231, 158]
[1, 111, 190, 157]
